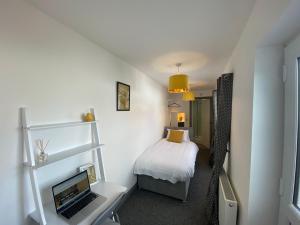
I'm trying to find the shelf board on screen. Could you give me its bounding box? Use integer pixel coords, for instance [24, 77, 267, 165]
[29, 143, 104, 169]
[90, 179, 100, 186]
[29, 210, 41, 224]
[25, 120, 98, 130]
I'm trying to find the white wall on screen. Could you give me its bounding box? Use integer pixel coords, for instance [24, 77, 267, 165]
[223, 0, 290, 225]
[0, 1, 167, 224]
[248, 45, 284, 225]
[193, 89, 213, 98]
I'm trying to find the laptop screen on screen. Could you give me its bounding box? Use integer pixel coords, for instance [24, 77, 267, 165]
[52, 171, 90, 213]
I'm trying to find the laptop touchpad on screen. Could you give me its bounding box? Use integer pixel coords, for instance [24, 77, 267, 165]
[80, 195, 107, 216]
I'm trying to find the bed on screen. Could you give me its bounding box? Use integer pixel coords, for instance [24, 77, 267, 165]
[134, 128, 199, 201]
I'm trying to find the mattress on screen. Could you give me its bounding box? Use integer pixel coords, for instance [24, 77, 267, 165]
[134, 139, 199, 183]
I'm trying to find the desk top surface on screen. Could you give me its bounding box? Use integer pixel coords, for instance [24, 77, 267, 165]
[30, 181, 127, 225]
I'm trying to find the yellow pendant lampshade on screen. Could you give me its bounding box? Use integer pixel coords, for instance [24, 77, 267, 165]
[168, 63, 189, 93]
[168, 74, 189, 93]
[182, 91, 195, 101]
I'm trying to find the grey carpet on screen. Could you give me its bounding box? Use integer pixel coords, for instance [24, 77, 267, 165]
[118, 148, 212, 225]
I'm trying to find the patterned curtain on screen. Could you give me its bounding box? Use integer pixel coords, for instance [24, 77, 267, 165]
[206, 73, 233, 225]
[209, 89, 218, 167]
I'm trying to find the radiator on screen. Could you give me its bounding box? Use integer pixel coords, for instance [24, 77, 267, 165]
[219, 170, 238, 225]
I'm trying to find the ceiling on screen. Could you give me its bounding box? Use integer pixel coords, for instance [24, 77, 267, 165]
[27, 0, 255, 89]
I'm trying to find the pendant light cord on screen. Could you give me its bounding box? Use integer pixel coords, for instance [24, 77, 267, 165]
[176, 63, 182, 73]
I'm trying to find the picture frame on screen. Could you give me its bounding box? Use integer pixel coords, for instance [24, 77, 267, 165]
[78, 163, 97, 184]
[116, 81, 130, 111]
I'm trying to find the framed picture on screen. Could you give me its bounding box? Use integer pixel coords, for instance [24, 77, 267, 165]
[116, 82, 130, 111]
[78, 163, 97, 184]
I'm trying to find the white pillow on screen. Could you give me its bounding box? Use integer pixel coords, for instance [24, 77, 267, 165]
[166, 129, 190, 142]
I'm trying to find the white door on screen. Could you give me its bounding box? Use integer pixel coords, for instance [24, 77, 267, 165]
[278, 34, 300, 225]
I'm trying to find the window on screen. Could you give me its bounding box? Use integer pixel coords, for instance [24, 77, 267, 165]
[293, 58, 300, 209]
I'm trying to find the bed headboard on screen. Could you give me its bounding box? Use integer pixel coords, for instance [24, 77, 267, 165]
[163, 126, 192, 138]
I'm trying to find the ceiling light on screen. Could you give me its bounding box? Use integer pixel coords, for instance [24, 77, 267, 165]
[168, 63, 189, 93]
[182, 91, 195, 101]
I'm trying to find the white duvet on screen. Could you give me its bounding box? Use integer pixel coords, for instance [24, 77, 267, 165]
[133, 139, 199, 183]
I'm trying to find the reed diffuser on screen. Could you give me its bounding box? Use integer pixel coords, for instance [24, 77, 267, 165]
[35, 139, 49, 163]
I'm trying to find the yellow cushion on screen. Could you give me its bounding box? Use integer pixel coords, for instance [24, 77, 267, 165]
[167, 130, 184, 143]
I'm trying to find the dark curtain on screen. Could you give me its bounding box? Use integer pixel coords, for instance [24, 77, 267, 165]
[206, 73, 233, 225]
[209, 90, 218, 167]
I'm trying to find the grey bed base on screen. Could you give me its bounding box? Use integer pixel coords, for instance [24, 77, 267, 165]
[137, 175, 190, 201]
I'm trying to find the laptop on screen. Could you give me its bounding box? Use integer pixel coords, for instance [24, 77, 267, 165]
[52, 171, 107, 224]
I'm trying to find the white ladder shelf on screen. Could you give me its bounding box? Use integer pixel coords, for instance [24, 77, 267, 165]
[21, 107, 106, 225]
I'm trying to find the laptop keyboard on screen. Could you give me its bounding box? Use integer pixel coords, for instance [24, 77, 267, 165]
[61, 192, 98, 219]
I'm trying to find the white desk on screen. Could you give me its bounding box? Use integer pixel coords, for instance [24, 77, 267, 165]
[30, 182, 127, 225]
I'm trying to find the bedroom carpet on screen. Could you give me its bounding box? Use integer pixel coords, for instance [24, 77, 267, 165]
[118, 147, 212, 225]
